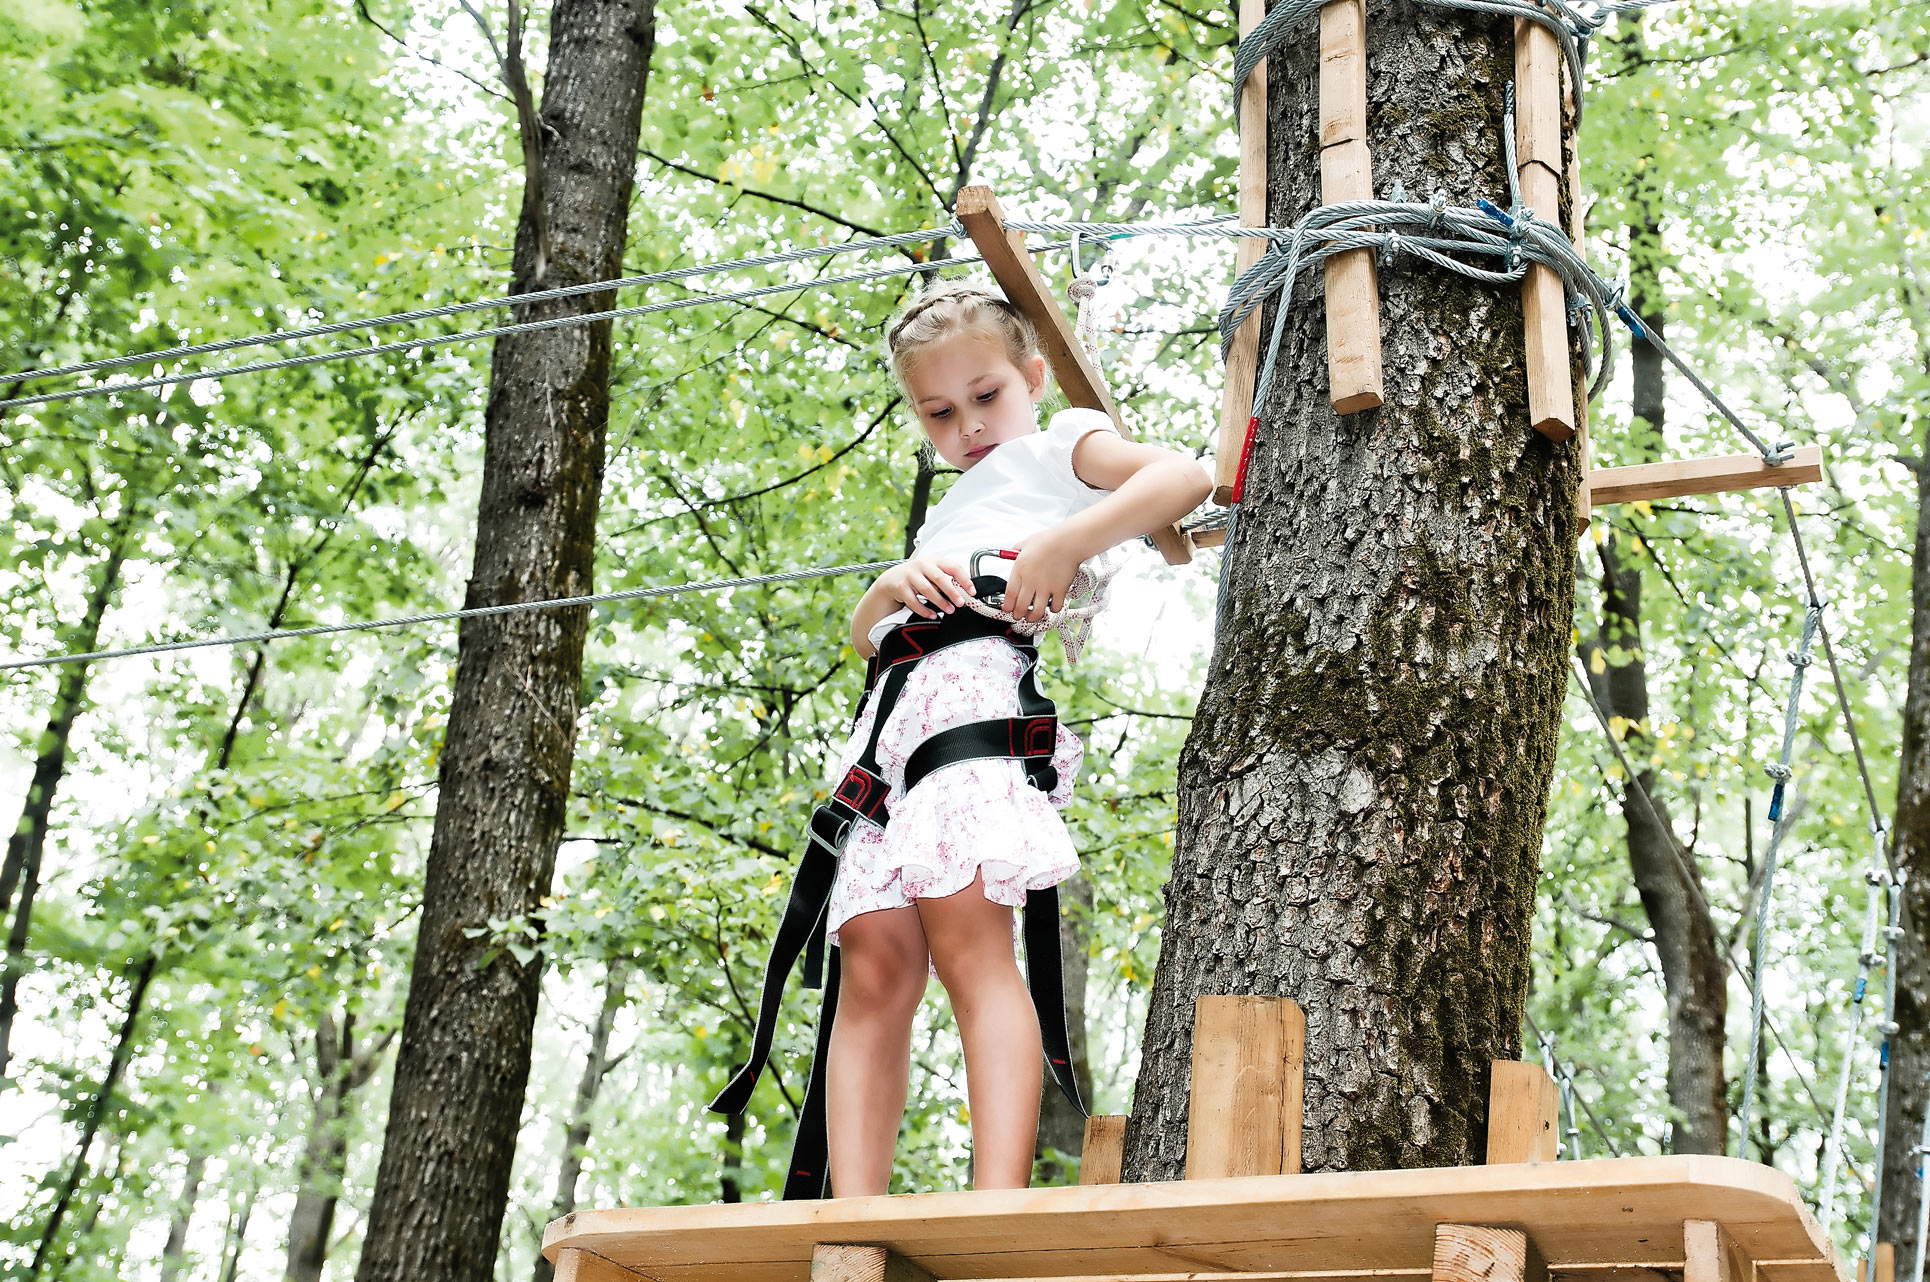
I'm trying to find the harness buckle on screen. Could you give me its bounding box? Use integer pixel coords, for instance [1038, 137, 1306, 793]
[830, 765, 890, 824]
[806, 805, 855, 862]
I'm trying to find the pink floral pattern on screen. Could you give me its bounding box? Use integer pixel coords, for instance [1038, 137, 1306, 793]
[826, 637, 1083, 971]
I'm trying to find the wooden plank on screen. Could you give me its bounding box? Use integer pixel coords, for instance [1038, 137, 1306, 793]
[552, 1246, 650, 1282]
[1186, 994, 1305, 1179]
[1685, 1220, 1755, 1282]
[1319, 0, 1383, 416]
[954, 184, 1191, 564]
[810, 1244, 935, 1282]
[1192, 523, 1227, 550]
[1215, 0, 1270, 505]
[542, 1156, 1839, 1282]
[1487, 1060, 1559, 1164]
[1564, 51, 1591, 530]
[1588, 446, 1824, 507]
[1515, 14, 1575, 442]
[1078, 1115, 1126, 1185]
[1434, 1224, 1548, 1282]
[1875, 1243, 1896, 1282]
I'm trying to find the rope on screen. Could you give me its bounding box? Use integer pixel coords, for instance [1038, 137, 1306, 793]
[0, 560, 900, 673]
[2, 223, 961, 390]
[1737, 603, 1824, 1148]
[1567, 655, 1857, 1160]
[1819, 827, 1899, 1230]
[1866, 870, 1906, 1282]
[0, 250, 997, 413]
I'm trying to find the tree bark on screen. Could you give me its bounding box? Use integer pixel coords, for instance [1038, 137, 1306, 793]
[533, 963, 627, 1282]
[354, 4, 655, 1279]
[1122, 2, 1582, 1178]
[0, 511, 132, 1075]
[1035, 872, 1095, 1184]
[1880, 435, 1930, 1254]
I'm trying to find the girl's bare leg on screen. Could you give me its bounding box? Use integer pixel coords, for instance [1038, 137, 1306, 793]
[825, 905, 930, 1197]
[919, 871, 1041, 1189]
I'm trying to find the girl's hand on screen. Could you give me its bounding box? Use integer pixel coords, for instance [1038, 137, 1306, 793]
[876, 555, 975, 619]
[1002, 528, 1085, 624]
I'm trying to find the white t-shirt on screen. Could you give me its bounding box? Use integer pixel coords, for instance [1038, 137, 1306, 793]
[867, 407, 1119, 649]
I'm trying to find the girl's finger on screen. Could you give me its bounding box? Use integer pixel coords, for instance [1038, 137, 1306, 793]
[938, 562, 975, 601]
[901, 575, 938, 617]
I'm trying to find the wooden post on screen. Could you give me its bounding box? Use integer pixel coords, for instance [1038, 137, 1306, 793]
[551, 1247, 647, 1282]
[1876, 1242, 1898, 1282]
[810, 1244, 935, 1282]
[954, 184, 1192, 564]
[1683, 1220, 1756, 1282]
[1433, 1224, 1548, 1282]
[1184, 994, 1305, 1179]
[1515, 11, 1576, 442]
[1214, 0, 1271, 506]
[1487, 1059, 1559, 1164]
[1319, 0, 1384, 415]
[1078, 1115, 1127, 1185]
[1564, 50, 1591, 527]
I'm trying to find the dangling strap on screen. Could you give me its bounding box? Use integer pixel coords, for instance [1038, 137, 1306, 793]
[782, 946, 840, 1200]
[1024, 884, 1085, 1116]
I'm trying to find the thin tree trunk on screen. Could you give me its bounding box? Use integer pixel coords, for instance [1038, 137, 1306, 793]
[533, 963, 627, 1282]
[30, 958, 154, 1278]
[1123, 2, 1582, 1178]
[285, 1008, 391, 1282]
[1035, 871, 1095, 1184]
[1880, 435, 1930, 1253]
[354, 5, 655, 1278]
[159, 1150, 208, 1282]
[217, 1184, 256, 1282]
[0, 514, 132, 1075]
[1578, 86, 1729, 1151]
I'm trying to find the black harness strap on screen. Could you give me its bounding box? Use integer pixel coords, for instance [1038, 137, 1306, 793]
[708, 579, 1086, 1199]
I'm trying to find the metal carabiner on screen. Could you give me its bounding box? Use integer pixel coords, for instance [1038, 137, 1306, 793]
[972, 547, 1020, 607]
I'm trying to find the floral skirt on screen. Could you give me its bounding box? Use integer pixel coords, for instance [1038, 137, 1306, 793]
[826, 636, 1083, 971]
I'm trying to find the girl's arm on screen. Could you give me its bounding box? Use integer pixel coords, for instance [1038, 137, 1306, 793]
[1000, 434, 1211, 623]
[849, 555, 976, 657]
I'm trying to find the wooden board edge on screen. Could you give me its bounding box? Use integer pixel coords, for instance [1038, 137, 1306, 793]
[1589, 446, 1824, 508]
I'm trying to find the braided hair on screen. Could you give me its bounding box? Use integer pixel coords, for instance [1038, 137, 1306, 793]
[885, 282, 1045, 393]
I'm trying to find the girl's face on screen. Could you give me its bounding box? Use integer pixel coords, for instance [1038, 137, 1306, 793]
[902, 333, 1047, 472]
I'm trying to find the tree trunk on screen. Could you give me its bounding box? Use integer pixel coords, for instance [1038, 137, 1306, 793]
[1122, 2, 1582, 1178]
[1880, 435, 1930, 1254]
[533, 963, 627, 1282]
[354, 5, 655, 1279]
[1577, 110, 1729, 1152]
[159, 1150, 208, 1282]
[218, 1184, 256, 1282]
[285, 1008, 391, 1282]
[0, 514, 132, 1075]
[1035, 872, 1095, 1184]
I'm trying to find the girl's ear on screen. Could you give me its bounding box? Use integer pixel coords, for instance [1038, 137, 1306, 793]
[1024, 354, 1048, 400]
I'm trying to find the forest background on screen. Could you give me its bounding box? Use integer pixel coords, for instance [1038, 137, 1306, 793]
[0, 0, 1925, 1279]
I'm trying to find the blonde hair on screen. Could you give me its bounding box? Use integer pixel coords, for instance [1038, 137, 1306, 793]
[884, 282, 1045, 391]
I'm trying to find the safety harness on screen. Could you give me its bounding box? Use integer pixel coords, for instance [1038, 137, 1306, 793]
[707, 571, 1087, 1199]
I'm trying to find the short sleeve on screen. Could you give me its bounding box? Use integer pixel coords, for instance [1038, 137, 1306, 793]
[1042, 407, 1118, 493]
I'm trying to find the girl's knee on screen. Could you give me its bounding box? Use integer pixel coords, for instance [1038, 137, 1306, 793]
[837, 918, 928, 1014]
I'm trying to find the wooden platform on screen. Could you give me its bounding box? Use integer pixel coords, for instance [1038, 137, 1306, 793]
[542, 1156, 1841, 1282]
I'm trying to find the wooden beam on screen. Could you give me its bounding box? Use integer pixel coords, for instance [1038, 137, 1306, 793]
[1319, 0, 1383, 415]
[1215, 0, 1271, 506]
[1875, 1243, 1897, 1282]
[1487, 1060, 1559, 1164]
[1434, 1224, 1548, 1282]
[1564, 49, 1591, 529]
[1683, 1220, 1755, 1282]
[1588, 446, 1824, 507]
[1185, 994, 1305, 1179]
[954, 184, 1192, 565]
[810, 1244, 935, 1282]
[1079, 1115, 1127, 1185]
[1516, 14, 1575, 442]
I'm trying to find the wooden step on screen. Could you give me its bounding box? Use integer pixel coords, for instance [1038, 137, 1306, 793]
[542, 1154, 1841, 1282]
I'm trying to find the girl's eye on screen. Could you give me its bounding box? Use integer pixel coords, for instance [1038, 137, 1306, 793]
[976, 389, 999, 403]
[929, 407, 951, 419]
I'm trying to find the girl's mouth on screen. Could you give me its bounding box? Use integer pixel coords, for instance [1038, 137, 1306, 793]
[965, 443, 996, 459]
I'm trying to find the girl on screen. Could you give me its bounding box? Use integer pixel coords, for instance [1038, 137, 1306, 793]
[824, 281, 1210, 1195]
